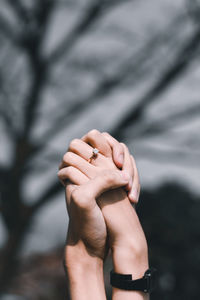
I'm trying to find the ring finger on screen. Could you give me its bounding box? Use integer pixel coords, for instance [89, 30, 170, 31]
[68, 138, 109, 167]
[82, 129, 112, 158]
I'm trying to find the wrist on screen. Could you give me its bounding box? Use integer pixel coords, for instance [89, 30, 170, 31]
[112, 239, 149, 278]
[65, 241, 106, 300]
[65, 241, 104, 275]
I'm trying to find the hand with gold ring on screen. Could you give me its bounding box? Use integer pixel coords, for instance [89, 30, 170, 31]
[58, 129, 144, 263]
[58, 130, 143, 252]
[87, 147, 99, 163]
[59, 129, 140, 203]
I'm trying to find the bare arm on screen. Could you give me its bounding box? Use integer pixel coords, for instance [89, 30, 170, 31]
[111, 201, 149, 300]
[61, 167, 129, 300]
[65, 240, 106, 300]
[58, 130, 152, 300]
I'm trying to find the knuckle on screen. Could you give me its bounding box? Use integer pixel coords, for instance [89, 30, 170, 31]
[71, 188, 91, 209]
[71, 189, 80, 202]
[102, 131, 109, 137]
[69, 138, 80, 150]
[103, 170, 116, 185]
[106, 176, 115, 186]
[120, 142, 129, 153]
[120, 142, 126, 149]
[65, 166, 74, 176]
[63, 152, 74, 163]
[88, 129, 99, 138]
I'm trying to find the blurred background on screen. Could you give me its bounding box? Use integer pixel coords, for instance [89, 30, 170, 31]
[0, 0, 200, 299]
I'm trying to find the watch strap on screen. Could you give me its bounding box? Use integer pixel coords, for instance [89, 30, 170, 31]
[110, 268, 157, 293]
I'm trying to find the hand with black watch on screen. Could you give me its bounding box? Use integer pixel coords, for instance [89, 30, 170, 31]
[58, 130, 157, 300]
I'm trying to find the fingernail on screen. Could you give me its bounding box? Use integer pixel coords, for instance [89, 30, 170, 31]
[118, 153, 124, 165]
[121, 171, 130, 182]
[130, 188, 138, 202]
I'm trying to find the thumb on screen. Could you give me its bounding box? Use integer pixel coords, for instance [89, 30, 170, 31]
[102, 132, 124, 168]
[89, 170, 130, 199]
[72, 170, 130, 210]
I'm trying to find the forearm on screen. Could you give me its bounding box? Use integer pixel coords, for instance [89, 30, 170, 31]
[65, 241, 107, 300]
[112, 244, 149, 300]
[110, 202, 150, 300]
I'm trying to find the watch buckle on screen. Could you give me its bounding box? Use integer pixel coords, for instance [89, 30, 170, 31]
[144, 268, 157, 293]
[144, 272, 151, 293]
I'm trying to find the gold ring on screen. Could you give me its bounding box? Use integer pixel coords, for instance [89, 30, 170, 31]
[88, 148, 99, 163]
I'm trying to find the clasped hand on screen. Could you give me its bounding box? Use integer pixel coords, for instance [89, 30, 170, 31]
[58, 130, 149, 300]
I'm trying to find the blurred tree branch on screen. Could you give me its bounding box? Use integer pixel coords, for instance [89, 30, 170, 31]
[47, 0, 132, 64]
[111, 27, 200, 140]
[21, 1, 55, 140]
[37, 13, 187, 147]
[129, 102, 200, 139]
[186, 0, 200, 25]
[7, 0, 28, 22]
[32, 181, 62, 212]
[0, 12, 18, 43]
[0, 0, 56, 291]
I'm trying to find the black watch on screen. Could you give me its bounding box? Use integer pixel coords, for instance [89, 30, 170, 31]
[110, 268, 157, 293]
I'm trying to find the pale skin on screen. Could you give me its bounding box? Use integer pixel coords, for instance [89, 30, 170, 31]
[58, 130, 149, 300]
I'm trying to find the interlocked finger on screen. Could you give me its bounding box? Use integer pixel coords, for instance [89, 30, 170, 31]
[68, 138, 105, 165]
[102, 132, 124, 168]
[59, 151, 96, 178]
[58, 166, 89, 186]
[82, 129, 112, 158]
[71, 169, 130, 210]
